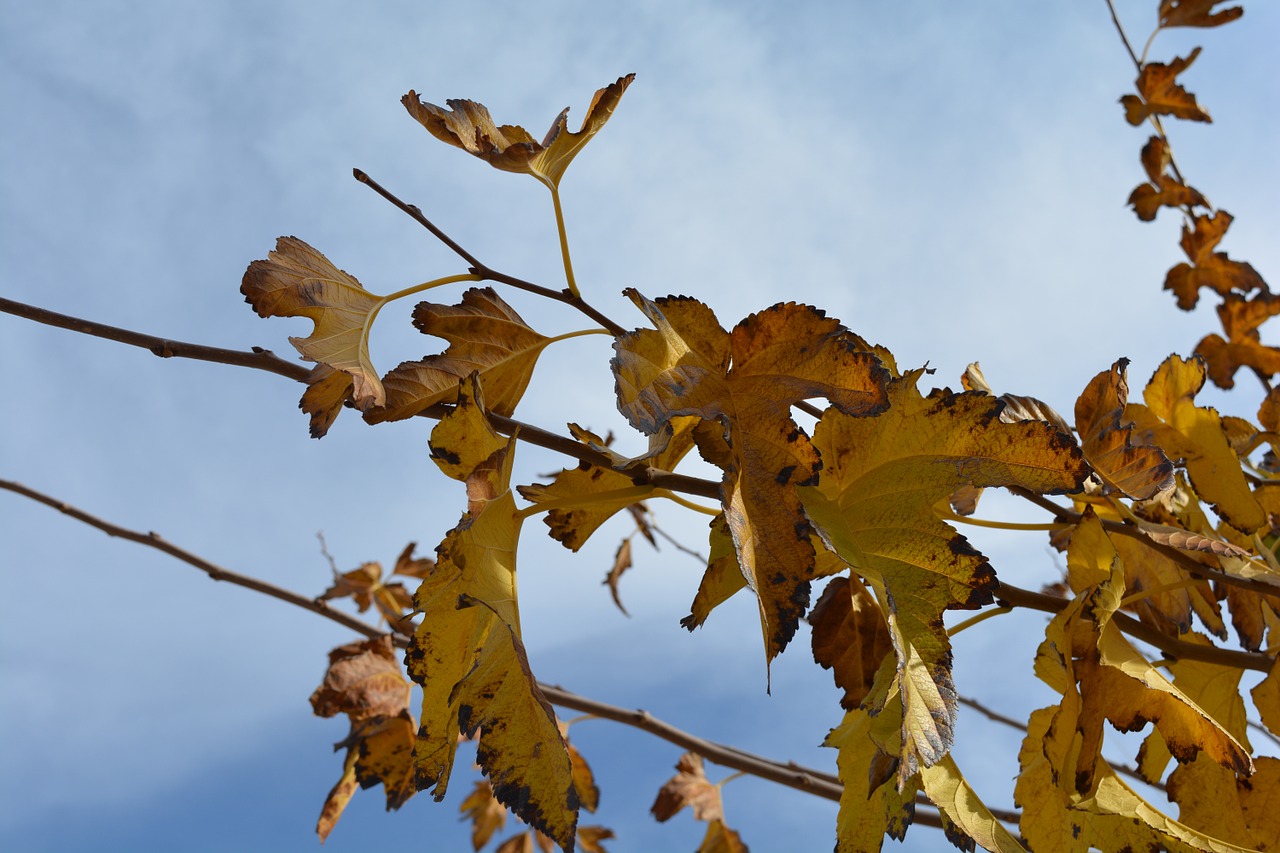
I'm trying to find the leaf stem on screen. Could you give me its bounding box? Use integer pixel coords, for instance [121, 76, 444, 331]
[364, 273, 483, 357]
[1119, 578, 1201, 609]
[547, 183, 580, 298]
[654, 488, 720, 517]
[947, 606, 1012, 637]
[942, 512, 1070, 532]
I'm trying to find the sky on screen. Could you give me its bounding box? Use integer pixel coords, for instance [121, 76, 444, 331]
[1, 1, 1277, 851]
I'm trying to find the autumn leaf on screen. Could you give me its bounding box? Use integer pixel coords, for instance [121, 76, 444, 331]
[317, 558, 415, 629]
[1016, 706, 1257, 853]
[392, 542, 436, 579]
[651, 753, 749, 852]
[576, 826, 615, 853]
[402, 75, 634, 189]
[460, 780, 508, 850]
[824, 707, 917, 853]
[612, 290, 889, 662]
[366, 287, 553, 424]
[918, 755, 1027, 853]
[300, 364, 354, 438]
[309, 636, 417, 841]
[1166, 756, 1280, 851]
[242, 237, 387, 409]
[810, 576, 894, 710]
[406, 377, 578, 848]
[800, 372, 1088, 779]
[1127, 353, 1265, 533]
[1129, 136, 1207, 221]
[1252, 659, 1280, 736]
[604, 538, 633, 616]
[1196, 292, 1280, 389]
[1074, 358, 1175, 500]
[1120, 49, 1212, 126]
[1159, 0, 1245, 29]
[1164, 211, 1267, 310]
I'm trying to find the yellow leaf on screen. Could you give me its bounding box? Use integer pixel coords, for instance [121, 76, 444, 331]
[696, 820, 749, 853]
[681, 514, 747, 630]
[1016, 707, 1257, 853]
[316, 747, 358, 844]
[918, 755, 1027, 853]
[1128, 354, 1265, 533]
[406, 380, 577, 847]
[801, 373, 1088, 778]
[428, 373, 509, 485]
[824, 707, 916, 853]
[242, 237, 386, 409]
[367, 287, 553, 423]
[612, 290, 890, 662]
[402, 75, 634, 189]
[1251, 658, 1280, 737]
[459, 780, 507, 851]
[1167, 756, 1280, 851]
[1074, 359, 1174, 500]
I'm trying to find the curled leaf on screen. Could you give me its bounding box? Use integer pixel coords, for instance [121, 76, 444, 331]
[1164, 211, 1267, 310]
[1195, 292, 1280, 389]
[1120, 49, 1211, 126]
[1074, 358, 1174, 500]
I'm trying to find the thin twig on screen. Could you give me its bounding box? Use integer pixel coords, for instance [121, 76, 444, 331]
[353, 169, 628, 337]
[1105, 0, 1143, 72]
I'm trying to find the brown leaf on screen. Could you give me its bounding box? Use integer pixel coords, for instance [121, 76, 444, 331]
[1139, 522, 1251, 557]
[316, 748, 358, 843]
[567, 739, 600, 814]
[1159, 0, 1245, 28]
[392, 542, 436, 579]
[1120, 49, 1211, 126]
[576, 826, 615, 853]
[1164, 211, 1267, 310]
[612, 291, 889, 662]
[1196, 292, 1280, 389]
[242, 237, 386, 409]
[1074, 359, 1174, 500]
[1128, 137, 1207, 221]
[810, 576, 894, 710]
[604, 538, 633, 616]
[366, 287, 553, 423]
[300, 364, 354, 438]
[651, 753, 723, 823]
[460, 780, 508, 851]
[402, 75, 634, 188]
[310, 635, 411, 722]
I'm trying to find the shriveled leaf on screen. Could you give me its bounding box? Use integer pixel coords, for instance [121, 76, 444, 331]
[392, 542, 436, 579]
[1164, 211, 1267, 310]
[310, 635, 411, 722]
[367, 288, 553, 423]
[612, 290, 889, 662]
[317, 560, 415, 629]
[460, 780, 508, 851]
[1129, 354, 1265, 533]
[810, 576, 894, 710]
[824, 707, 917, 853]
[301, 364, 355, 438]
[801, 373, 1088, 778]
[1074, 358, 1174, 499]
[1120, 49, 1212, 126]
[242, 237, 386, 409]
[918, 755, 1027, 853]
[1159, 0, 1245, 28]
[651, 753, 722, 823]
[1129, 136, 1207, 221]
[1196, 292, 1280, 389]
[348, 712, 416, 809]
[604, 538, 633, 616]
[576, 826, 615, 853]
[317, 747, 359, 843]
[402, 75, 634, 188]
[560, 729, 601, 814]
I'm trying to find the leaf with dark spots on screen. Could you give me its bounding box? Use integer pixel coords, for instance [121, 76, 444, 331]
[800, 372, 1089, 780]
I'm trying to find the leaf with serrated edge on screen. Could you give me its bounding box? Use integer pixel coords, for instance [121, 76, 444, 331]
[367, 287, 553, 424]
[612, 290, 889, 663]
[918, 755, 1027, 853]
[801, 372, 1088, 779]
[242, 237, 386, 409]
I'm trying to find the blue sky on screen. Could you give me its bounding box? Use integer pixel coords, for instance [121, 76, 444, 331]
[1, 2, 1276, 851]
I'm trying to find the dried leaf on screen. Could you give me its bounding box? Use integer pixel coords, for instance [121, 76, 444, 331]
[242, 237, 386, 409]
[651, 753, 722, 823]
[1196, 292, 1280, 389]
[367, 287, 553, 423]
[576, 826, 615, 853]
[1074, 358, 1175, 500]
[612, 290, 890, 662]
[1164, 211, 1267, 310]
[402, 75, 634, 188]
[810, 576, 893, 710]
[1120, 49, 1212, 126]
[460, 780, 507, 851]
[1128, 354, 1265, 532]
[801, 373, 1088, 779]
[1129, 136, 1207, 221]
[392, 542, 436, 579]
[567, 739, 600, 814]
[300, 364, 354, 438]
[1167, 756, 1280, 851]
[604, 538, 633, 616]
[316, 748, 359, 843]
[1159, 0, 1245, 29]
[310, 635, 411, 722]
[696, 820, 749, 853]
